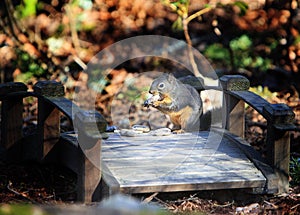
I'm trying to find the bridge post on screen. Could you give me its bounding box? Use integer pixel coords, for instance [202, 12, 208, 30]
[0, 82, 27, 152]
[263, 103, 295, 193]
[33, 81, 65, 160]
[220, 75, 250, 138]
[75, 110, 107, 203]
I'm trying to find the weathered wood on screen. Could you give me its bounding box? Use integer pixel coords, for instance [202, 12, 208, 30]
[74, 110, 107, 140]
[223, 95, 245, 137]
[101, 131, 267, 195]
[218, 129, 280, 194]
[46, 97, 81, 121]
[0, 82, 27, 150]
[75, 110, 107, 203]
[263, 103, 295, 125]
[220, 75, 250, 91]
[33, 81, 65, 97]
[228, 91, 268, 115]
[34, 81, 64, 159]
[263, 103, 295, 193]
[101, 163, 121, 196]
[1, 75, 294, 201]
[220, 75, 249, 137]
[0, 82, 28, 97]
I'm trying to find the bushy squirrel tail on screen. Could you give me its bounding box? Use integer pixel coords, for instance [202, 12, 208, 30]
[200, 107, 223, 130]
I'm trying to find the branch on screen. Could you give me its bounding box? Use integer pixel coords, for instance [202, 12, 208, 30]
[7, 181, 38, 203]
[182, 17, 202, 78]
[186, 7, 212, 24]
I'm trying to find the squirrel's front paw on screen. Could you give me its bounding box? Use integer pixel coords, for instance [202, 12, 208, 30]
[152, 100, 162, 107]
[144, 94, 161, 107]
[143, 99, 151, 107]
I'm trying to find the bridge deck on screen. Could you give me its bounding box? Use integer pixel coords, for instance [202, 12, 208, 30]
[101, 130, 266, 195]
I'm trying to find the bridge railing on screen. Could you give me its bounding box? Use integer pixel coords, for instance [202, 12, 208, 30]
[0, 75, 296, 201]
[0, 81, 106, 202]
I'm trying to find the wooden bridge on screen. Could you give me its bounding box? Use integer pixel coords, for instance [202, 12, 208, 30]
[0, 75, 295, 202]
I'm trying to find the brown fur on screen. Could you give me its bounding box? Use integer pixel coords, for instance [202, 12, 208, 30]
[144, 73, 203, 133]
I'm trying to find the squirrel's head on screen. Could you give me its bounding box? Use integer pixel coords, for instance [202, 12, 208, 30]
[149, 73, 177, 97]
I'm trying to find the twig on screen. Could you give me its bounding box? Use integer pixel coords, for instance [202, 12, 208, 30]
[183, 7, 214, 80]
[186, 7, 212, 24]
[153, 196, 171, 208]
[73, 55, 87, 70]
[2, 0, 21, 44]
[213, 201, 235, 208]
[182, 17, 202, 78]
[7, 181, 37, 203]
[65, 4, 81, 54]
[291, 204, 300, 210]
[264, 200, 279, 209]
[167, 193, 199, 204]
[143, 192, 158, 203]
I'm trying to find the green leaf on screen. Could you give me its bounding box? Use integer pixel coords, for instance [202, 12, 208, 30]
[172, 17, 183, 31]
[204, 43, 230, 61]
[233, 1, 249, 16]
[17, 0, 38, 17]
[230, 35, 252, 51]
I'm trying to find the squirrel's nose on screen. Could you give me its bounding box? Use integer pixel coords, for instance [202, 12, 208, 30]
[149, 90, 154, 94]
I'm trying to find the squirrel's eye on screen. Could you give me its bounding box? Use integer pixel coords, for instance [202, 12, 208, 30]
[158, 83, 165, 89]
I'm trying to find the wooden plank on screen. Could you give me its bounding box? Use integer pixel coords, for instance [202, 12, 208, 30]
[263, 104, 294, 193]
[75, 110, 104, 203]
[220, 129, 280, 194]
[103, 131, 221, 147]
[113, 170, 265, 194]
[107, 171, 265, 187]
[102, 133, 245, 162]
[77, 140, 101, 203]
[101, 151, 245, 163]
[101, 163, 121, 195]
[118, 180, 264, 194]
[115, 171, 265, 185]
[46, 97, 81, 121]
[223, 95, 245, 138]
[106, 161, 262, 178]
[104, 158, 255, 170]
[34, 81, 64, 160]
[101, 130, 267, 195]
[0, 82, 27, 150]
[228, 91, 268, 116]
[1, 97, 24, 149]
[103, 167, 265, 194]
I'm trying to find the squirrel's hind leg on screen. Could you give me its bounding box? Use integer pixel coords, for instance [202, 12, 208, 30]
[170, 123, 184, 134]
[172, 129, 185, 134]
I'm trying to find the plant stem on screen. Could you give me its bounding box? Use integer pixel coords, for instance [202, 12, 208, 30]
[186, 7, 212, 24]
[183, 6, 213, 78]
[182, 17, 201, 78]
[65, 4, 81, 53]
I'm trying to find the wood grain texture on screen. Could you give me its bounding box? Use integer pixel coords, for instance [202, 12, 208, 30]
[101, 130, 266, 195]
[223, 94, 245, 138]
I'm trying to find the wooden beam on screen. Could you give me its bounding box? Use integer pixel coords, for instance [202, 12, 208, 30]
[33, 81, 65, 160]
[75, 110, 107, 203]
[263, 103, 295, 193]
[0, 82, 27, 150]
[220, 75, 250, 137]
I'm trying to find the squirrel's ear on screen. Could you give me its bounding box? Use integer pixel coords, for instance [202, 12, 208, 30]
[167, 73, 176, 83]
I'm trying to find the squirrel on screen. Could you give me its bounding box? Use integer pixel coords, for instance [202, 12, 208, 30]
[144, 73, 203, 133]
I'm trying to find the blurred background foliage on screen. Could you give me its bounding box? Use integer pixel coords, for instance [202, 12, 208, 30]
[0, 0, 299, 95]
